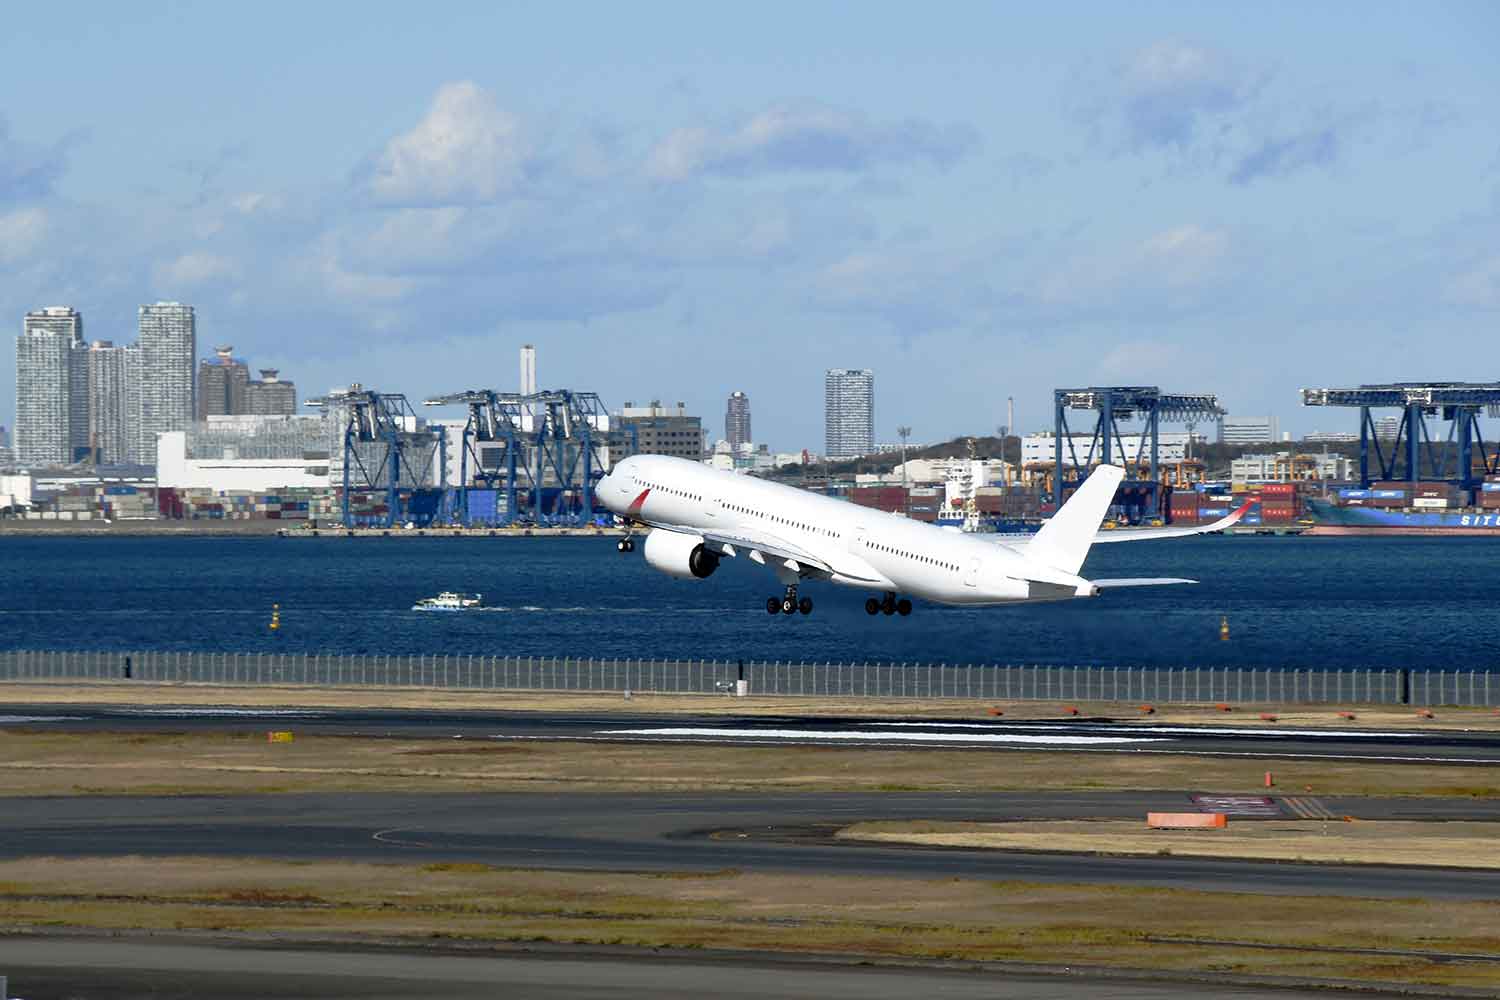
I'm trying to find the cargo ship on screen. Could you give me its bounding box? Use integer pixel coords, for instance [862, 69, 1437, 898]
[1303, 498, 1500, 535]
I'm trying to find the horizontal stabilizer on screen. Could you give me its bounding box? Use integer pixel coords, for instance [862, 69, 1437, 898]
[1091, 577, 1198, 588]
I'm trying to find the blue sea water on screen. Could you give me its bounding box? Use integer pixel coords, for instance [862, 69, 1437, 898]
[1, 534, 1497, 670]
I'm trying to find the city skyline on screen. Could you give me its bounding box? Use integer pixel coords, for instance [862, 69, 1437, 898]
[1, 6, 1497, 451]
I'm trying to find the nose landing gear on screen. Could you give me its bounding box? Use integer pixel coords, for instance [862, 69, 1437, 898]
[615, 537, 635, 553]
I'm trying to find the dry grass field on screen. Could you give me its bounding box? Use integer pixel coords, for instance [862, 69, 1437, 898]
[0, 856, 1497, 989]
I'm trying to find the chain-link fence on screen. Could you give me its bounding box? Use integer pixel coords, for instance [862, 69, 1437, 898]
[0, 649, 1494, 706]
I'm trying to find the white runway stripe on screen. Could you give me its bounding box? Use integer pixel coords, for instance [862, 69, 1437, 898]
[867, 722, 1421, 739]
[598, 726, 1171, 745]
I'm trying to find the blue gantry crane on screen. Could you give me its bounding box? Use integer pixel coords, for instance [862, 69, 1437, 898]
[1301, 382, 1500, 495]
[306, 385, 445, 528]
[422, 389, 617, 526]
[1053, 386, 1225, 523]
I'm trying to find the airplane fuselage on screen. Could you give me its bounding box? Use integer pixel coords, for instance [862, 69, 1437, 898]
[598, 454, 1086, 606]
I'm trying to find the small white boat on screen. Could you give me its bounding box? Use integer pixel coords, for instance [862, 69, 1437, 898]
[412, 591, 483, 612]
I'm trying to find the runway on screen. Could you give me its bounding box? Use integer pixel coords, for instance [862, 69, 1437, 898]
[6, 702, 1500, 763]
[3, 790, 1498, 900]
[0, 937, 1382, 1000]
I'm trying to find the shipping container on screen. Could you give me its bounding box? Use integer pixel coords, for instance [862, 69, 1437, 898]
[1260, 483, 1296, 496]
[1412, 497, 1450, 509]
[1483, 483, 1500, 492]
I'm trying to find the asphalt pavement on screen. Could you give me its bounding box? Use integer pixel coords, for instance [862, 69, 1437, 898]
[6, 702, 1500, 762]
[0, 937, 1443, 1000]
[2, 790, 1498, 900]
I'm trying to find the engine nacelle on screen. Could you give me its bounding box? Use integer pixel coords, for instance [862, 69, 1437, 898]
[643, 529, 721, 580]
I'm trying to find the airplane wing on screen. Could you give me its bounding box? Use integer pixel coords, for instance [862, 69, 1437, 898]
[1085, 500, 1253, 544]
[987, 500, 1251, 557]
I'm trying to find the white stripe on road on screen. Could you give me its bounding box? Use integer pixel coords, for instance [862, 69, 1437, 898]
[867, 722, 1421, 739]
[599, 727, 1170, 745]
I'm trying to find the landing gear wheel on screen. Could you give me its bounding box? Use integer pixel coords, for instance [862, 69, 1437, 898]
[781, 597, 797, 615]
[798, 596, 813, 616]
[617, 537, 634, 552]
[766, 597, 781, 615]
[896, 598, 912, 616]
[865, 598, 880, 616]
[881, 595, 896, 616]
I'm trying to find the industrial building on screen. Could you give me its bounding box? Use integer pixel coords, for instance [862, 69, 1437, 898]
[825, 368, 874, 458]
[1022, 431, 1197, 473]
[611, 401, 704, 463]
[1218, 415, 1281, 445]
[1231, 451, 1355, 483]
[156, 415, 331, 492]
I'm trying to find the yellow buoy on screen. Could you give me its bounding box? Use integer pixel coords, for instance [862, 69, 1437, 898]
[270, 603, 280, 632]
[1219, 615, 1229, 641]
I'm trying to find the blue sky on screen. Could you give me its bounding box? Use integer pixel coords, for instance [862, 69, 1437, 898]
[3, 2, 1497, 449]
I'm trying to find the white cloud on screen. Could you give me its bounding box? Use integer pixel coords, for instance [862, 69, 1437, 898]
[230, 192, 283, 215]
[1140, 224, 1229, 287]
[646, 102, 976, 181]
[1116, 41, 1258, 151]
[0, 206, 47, 264]
[368, 82, 529, 204]
[154, 251, 238, 287]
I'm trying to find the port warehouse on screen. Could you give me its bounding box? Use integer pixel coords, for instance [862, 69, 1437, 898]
[3, 380, 1498, 528]
[2, 649, 1496, 707]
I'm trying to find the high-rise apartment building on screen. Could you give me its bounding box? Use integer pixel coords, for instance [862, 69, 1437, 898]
[198, 346, 250, 419]
[133, 301, 196, 464]
[824, 368, 874, 459]
[16, 307, 86, 465]
[245, 369, 296, 415]
[86, 341, 134, 465]
[725, 391, 751, 450]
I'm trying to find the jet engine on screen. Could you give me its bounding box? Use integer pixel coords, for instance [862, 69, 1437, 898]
[643, 529, 721, 580]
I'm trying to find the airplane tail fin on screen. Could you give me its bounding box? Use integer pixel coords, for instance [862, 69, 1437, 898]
[1027, 464, 1124, 575]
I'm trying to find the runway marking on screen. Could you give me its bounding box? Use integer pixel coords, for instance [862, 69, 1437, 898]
[372, 826, 434, 848]
[1284, 797, 1338, 820]
[1190, 794, 1281, 817]
[495, 733, 1500, 764]
[0, 715, 84, 724]
[596, 727, 1171, 746]
[868, 722, 1426, 739]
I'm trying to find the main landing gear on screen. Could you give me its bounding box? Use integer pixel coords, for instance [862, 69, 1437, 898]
[767, 585, 813, 616]
[865, 594, 912, 617]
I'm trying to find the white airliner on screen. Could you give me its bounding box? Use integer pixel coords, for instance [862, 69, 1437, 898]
[598, 455, 1250, 616]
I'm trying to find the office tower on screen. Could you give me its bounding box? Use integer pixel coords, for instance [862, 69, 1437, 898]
[824, 368, 874, 459]
[133, 301, 196, 465]
[725, 391, 751, 451]
[245, 369, 297, 415]
[520, 344, 537, 395]
[1217, 415, 1280, 446]
[87, 340, 133, 464]
[197, 346, 250, 419]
